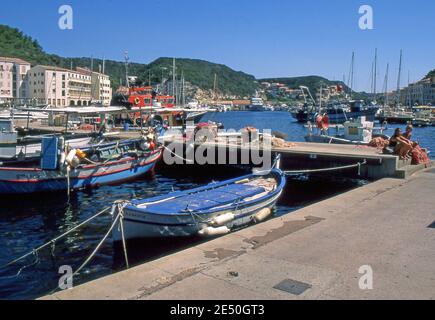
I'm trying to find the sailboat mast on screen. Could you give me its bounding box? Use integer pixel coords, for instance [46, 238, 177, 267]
[172, 58, 176, 98]
[347, 52, 355, 99]
[374, 48, 377, 97]
[124, 51, 130, 88]
[396, 49, 402, 105]
[213, 73, 217, 101]
[384, 63, 389, 106]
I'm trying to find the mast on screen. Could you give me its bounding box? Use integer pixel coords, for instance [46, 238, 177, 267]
[347, 52, 355, 99]
[407, 71, 411, 108]
[172, 58, 176, 97]
[213, 73, 217, 101]
[124, 51, 130, 88]
[383, 63, 389, 106]
[396, 49, 402, 105]
[374, 48, 377, 97]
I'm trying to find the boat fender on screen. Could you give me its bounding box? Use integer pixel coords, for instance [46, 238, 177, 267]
[198, 226, 230, 237]
[76, 149, 87, 159]
[65, 149, 77, 164]
[71, 156, 81, 167]
[253, 208, 272, 223]
[210, 213, 235, 226]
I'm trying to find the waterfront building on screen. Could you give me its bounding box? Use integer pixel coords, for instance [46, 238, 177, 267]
[397, 76, 435, 106]
[28, 65, 92, 106]
[0, 57, 31, 102]
[76, 67, 112, 106]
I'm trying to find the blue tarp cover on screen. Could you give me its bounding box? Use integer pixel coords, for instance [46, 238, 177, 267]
[142, 183, 265, 214]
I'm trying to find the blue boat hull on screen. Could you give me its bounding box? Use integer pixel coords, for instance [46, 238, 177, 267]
[0, 149, 162, 194]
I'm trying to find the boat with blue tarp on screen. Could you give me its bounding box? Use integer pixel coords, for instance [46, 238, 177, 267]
[112, 168, 286, 240]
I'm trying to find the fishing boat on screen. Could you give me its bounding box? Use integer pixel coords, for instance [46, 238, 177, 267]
[0, 119, 102, 164]
[0, 136, 162, 194]
[305, 116, 389, 145]
[112, 168, 286, 240]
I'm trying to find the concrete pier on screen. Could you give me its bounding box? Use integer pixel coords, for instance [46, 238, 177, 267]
[41, 166, 435, 300]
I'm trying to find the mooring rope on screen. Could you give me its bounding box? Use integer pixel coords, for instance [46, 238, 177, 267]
[0, 206, 112, 270]
[73, 207, 121, 276]
[163, 145, 194, 163]
[73, 201, 130, 275]
[283, 160, 367, 176]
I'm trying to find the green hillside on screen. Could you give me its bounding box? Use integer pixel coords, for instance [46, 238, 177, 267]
[425, 69, 435, 78]
[0, 25, 257, 97]
[141, 57, 258, 97]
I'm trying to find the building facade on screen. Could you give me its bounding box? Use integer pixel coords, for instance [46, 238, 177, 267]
[28, 65, 93, 107]
[76, 67, 112, 106]
[398, 76, 435, 106]
[0, 57, 31, 102]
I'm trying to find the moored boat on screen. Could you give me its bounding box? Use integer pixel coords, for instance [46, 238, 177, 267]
[112, 168, 286, 241]
[0, 136, 162, 194]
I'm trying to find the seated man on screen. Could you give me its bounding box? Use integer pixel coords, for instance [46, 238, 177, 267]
[389, 128, 413, 159]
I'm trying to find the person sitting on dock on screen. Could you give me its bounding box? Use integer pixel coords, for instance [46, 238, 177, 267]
[403, 125, 413, 140]
[389, 128, 413, 160]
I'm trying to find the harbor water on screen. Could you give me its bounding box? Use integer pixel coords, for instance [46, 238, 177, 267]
[0, 111, 433, 300]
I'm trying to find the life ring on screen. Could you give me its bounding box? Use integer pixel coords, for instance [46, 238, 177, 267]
[134, 97, 140, 105]
[316, 114, 329, 131]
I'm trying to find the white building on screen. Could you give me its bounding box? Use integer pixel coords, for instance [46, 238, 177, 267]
[398, 76, 435, 106]
[76, 67, 112, 106]
[0, 57, 31, 102]
[28, 65, 92, 107]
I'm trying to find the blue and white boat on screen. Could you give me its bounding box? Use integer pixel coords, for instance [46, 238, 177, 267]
[0, 136, 162, 194]
[112, 168, 286, 240]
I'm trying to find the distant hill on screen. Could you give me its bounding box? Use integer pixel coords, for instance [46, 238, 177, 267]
[259, 75, 369, 100]
[259, 75, 349, 92]
[425, 69, 435, 78]
[0, 25, 258, 97]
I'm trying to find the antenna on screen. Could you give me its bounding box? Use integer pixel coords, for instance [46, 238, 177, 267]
[102, 55, 105, 74]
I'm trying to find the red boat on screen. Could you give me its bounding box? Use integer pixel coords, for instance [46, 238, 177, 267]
[127, 86, 175, 109]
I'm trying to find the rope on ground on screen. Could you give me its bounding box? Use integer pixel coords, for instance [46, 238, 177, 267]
[283, 160, 367, 176]
[0, 206, 112, 271]
[163, 145, 194, 163]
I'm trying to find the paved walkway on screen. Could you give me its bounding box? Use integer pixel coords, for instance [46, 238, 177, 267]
[41, 167, 435, 300]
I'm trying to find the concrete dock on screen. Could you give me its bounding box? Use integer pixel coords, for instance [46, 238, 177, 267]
[41, 166, 435, 300]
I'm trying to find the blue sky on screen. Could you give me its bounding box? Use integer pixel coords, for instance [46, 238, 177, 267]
[1, 0, 433, 92]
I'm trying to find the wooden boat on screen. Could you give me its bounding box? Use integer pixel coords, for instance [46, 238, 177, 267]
[112, 168, 286, 241]
[0, 137, 162, 194]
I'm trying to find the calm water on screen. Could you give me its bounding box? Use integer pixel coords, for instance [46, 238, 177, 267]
[0, 111, 433, 300]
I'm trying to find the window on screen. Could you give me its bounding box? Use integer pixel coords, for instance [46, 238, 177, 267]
[62, 90, 65, 97]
